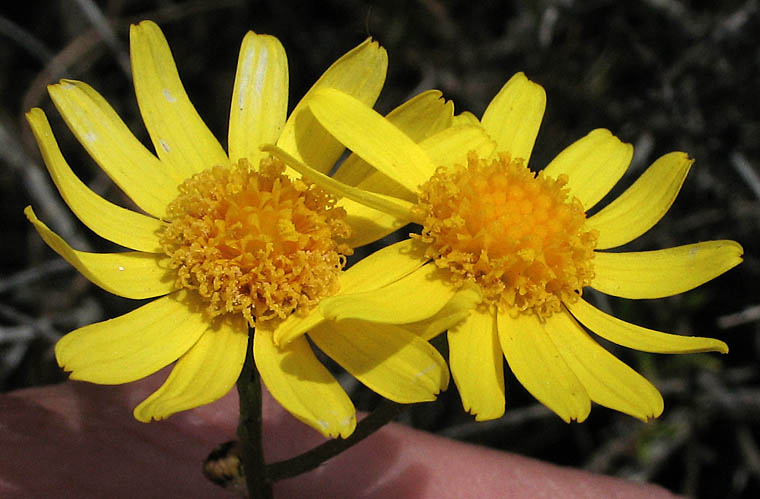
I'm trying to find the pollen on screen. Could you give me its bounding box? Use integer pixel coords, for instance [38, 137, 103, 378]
[160, 157, 352, 326]
[413, 152, 597, 319]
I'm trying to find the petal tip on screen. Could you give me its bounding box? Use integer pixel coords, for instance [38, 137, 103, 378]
[717, 341, 729, 354]
[25, 107, 44, 121]
[133, 19, 158, 30]
[23, 205, 35, 220]
[336, 416, 358, 439]
[132, 406, 155, 423]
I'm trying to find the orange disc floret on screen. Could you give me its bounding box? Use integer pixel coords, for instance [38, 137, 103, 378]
[161, 157, 351, 326]
[413, 152, 597, 319]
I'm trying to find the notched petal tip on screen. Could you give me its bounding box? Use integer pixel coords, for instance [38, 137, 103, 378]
[25, 107, 44, 121]
[131, 19, 159, 31]
[133, 404, 166, 423]
[23, 205, 35, 221]
[356, 36, 386, 54]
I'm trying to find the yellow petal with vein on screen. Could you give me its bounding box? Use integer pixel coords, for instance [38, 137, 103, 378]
[481, 72, 546, 164]
[263, 145, 413, 221]
[47, 82, 180, 218]
[229, 31, 288, 166]
[274, 240, 426, 346]
[339, 239, 428, 294]
[451, 111, 480, 126]
[134, 316, 248, 422]
[130, 20, 228, 177]
[405, 283, 483, 341]
[448, 308, 505, 420]
[335, 94, 452, 209]
[384, 90, 454, 143]
[333, 89, 453, 196]
[25, 207, 173, 299]
[26, 108, 164, 252]
[547, 311, 664, 421]
[307, 88, 434, 191]
[543, 129, 633, 210]
[341, 197, 409, 249]
[278, 38, 387, 174]
[342, 156, 415, 201]
[310, 320, 448, 403]
[55, 293, 208, 384]
[272, 307, 324, 347]
[418, 125, 497, 175]
[589, 152, 693, 249]
[592, 241, 743, 299]
[320, 264, 455, 324]
[497, 311, 590, 422]
[254, 328, 356, 438]
[565, 298, 728, 353]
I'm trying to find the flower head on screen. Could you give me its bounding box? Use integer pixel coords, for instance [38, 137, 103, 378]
[25, 21, 450, 437]
[276, 72, 744, 423]
[414, 151, 597, 319]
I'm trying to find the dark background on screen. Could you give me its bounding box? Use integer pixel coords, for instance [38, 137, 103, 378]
[1, 1, 758, 497]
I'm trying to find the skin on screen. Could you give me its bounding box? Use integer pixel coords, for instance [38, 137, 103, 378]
[0, 370, 677, 498]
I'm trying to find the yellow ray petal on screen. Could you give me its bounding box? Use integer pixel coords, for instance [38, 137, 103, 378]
[254, 328, 356, 438]
[546, 311, 664, 421]
[332, 89, 454, 191]
[330, 90, 453, 204]
[592, 241, 743, 299]
[25, 207, 174, 299]
[341, 155, 416, 202]
[271, 307, 324, 347]
[306, 88, 434, 191]
[383, 89, 454, 143]
[418, 125, 497, 175]
[55, 292, 208, 384]
[339, 239, 428, 294]
[588, 152, 693, 250]
[341, 197, 409, 249]
[263, 144, 414, 221]
[130, 20, 228, 177]
[228, 31, 288, 166]
[26, 108, 165, 252]
[448, 307, 505, 420]
[134, 316, 249, 422]
[278, 38, 387, 174]
[542, 129, 633, 210]
[320, 264, 455, 324]
[451, 111, 479, 126]
[405, 283, 483, 341]
[497, 311, 590, 422]
[565, 297, 728, 353]
[274, 239, 427, 346]
[480, 72, 546, 164]
[309, 320, 448, 403]
[330, 91, 453, 204]
[46, 82, 180, 218]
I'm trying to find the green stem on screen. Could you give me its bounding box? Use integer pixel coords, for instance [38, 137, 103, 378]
[236, 331, 272, 499]
[266, 399, 403, 482]
[232, 330, 405, 492]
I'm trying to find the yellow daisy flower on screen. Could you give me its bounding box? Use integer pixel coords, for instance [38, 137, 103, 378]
[268, 72, 743, 423]
[25, 20, 451, 438]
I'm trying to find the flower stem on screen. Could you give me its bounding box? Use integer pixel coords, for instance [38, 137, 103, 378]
[236, 331, 272, 498]
[266, 399, 403, 481]
[232, 330, 405, 494]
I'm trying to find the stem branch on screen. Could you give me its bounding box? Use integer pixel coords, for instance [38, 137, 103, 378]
[266, 399, 403, 482]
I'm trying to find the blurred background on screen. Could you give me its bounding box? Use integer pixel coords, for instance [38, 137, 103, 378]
[1, 1, 758, 497]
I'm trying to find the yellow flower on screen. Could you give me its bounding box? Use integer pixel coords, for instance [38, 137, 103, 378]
[25, 20, 451, 438]
[269, 72, 743, 423]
